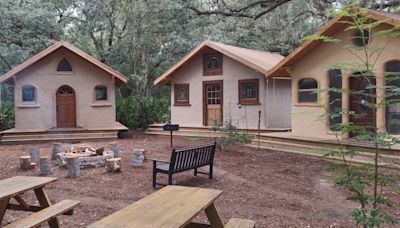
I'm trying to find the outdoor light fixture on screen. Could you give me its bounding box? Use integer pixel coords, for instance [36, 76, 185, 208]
[237, 103, 242, 109]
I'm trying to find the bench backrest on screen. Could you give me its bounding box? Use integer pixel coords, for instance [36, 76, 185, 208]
[170, 142, 216, 172]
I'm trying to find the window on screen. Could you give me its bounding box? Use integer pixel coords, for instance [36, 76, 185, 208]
[353, 30, 370, 47]
[56, 58, 72, 72]
[203, 53, 223, 76]
[328, 69, 343, 130]
[385, 60, 400, 134]
[22, 85, 36, 102]
[298, 78, 318, 103]
[95, 86, 107, 101]
[174, 83, 190, 106]
[238, 79, 259, 105]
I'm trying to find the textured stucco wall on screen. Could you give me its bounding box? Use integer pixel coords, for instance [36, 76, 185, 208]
[14, 47, 118, 130]
[170, 49, 291, 129]
[290, 24, 399, 138]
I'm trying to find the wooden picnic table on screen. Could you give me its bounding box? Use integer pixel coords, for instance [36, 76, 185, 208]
[88, 185, 224, 228]
[0, 176, 59, 227]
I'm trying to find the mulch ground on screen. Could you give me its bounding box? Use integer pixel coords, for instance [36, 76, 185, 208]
[0, 134, 399, 227]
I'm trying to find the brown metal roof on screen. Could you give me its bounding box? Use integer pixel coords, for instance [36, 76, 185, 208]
[0, 41, 128, 85]
[266, 9, 400, 78]
[154, 40, 284, 85]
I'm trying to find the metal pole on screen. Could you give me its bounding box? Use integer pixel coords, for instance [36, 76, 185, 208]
[170, 130, 173, 147]
[258, 110, 261, 150]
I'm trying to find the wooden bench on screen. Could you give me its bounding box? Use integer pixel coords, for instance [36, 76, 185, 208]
[152, 142, 216, 188]
[4, 200, 80, 228]
[225, 218, 256, 228]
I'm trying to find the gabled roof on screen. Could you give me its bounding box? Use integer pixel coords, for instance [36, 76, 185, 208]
[266, 9, 400, 78]
[154, 41, 284, 85]
[0, 41, 128, 85]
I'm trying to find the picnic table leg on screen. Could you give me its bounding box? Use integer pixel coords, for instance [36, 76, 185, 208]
[204, 203, 224, 228]
[34, 187, 60, 228]
[0, 197, 10, 224]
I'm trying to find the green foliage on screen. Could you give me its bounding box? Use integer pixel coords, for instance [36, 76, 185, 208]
[211, 120, 253, 151]
[116, 96, 169, 129]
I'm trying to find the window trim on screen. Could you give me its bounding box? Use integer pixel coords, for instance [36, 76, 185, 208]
[21, 85, 37, 103]
[94, 85, 108, 101]
[55, 57, 74, 75]
[203, 53, 223, 76]
[297, 78, 318, 104]
[174, 83, 190, 106]
[238, 79, 260, 105]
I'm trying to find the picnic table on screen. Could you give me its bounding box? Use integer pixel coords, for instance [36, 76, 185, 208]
[88, 185, 224, 228]
[0, 176, 79, 228]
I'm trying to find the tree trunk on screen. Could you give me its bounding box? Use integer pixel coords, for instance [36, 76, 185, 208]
[106, 158, 121, 173]
[52, 143, 63, 160]
[39, 157, 52, 176]
[20, 156, 35, 170]
[110, 144, 119, 158]
[29, 148, 40, 164]
[67, 156, 80, 178]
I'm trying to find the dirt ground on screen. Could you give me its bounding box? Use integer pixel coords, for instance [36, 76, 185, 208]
[0, 134, 399, 227]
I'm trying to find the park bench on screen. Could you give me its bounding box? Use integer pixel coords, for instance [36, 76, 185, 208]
[4, 199, 80, 228]
[225, 218, 256, 228]
[152, 142, 216, 188]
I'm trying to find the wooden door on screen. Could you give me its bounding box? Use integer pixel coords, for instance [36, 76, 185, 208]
[56, 85, 76, 128]
[203, 81, 223, 126]
[349, 74, 375, 137]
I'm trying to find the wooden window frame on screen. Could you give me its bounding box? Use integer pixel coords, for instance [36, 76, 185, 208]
[174, 83, 190, 106]
[94, 85, 108, 101]
[298, 78, 318, 103]
[238, 79, 260, 105]
[21, 85, 37, 103]
[203, 53, 223, 76]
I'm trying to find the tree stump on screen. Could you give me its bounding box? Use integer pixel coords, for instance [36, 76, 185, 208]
[110, 144, 119, 158]
[39, 156, 52, 176]
[106, 158, 122, 173]
[29, 148, 40, 164]
[66, 155, 80, 178]
[132, 149, 145, 167]
[52, 143, 63, 160]
[20, 156, 35, 170]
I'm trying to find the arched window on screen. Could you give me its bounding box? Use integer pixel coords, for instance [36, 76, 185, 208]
[203, 53, 223, 75]
[385, 60, 400, 134]
[95, 85, 107, 101]
[298, 78, 318, 103]
[22, 85, 36, 102]
[56, 58, 72, 72]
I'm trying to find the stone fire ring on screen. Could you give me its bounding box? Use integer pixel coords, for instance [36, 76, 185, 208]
[56, 149, 114, 168]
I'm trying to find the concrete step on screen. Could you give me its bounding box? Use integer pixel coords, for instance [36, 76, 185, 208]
[2, 132, 117, 140]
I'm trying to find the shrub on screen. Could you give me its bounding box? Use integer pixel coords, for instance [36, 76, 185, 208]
[211, 120, 253, 151]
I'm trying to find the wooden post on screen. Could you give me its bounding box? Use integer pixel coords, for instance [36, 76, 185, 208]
[39, 156, 52, 176]
[29, 148, 40, 164]
[20, 156, 35, 170]
[106, 158, 122, 173]
[52, 143, 63, 160]
[110, 143, 119, 158]
[66, 156, 80, 178]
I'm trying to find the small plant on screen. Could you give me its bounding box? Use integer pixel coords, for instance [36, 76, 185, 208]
[211, 119, 252, 151]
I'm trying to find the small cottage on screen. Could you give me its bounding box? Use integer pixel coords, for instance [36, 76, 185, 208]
[155, 41, 291, 130]
[0, 41, 128, 142]
[267, 9, 400, 139]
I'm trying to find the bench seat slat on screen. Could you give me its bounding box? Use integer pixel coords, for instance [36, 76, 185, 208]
[4, 200, 80, 228]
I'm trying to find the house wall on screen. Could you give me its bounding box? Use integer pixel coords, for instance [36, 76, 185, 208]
[14, 47, 118, 130]
[170, 49, 291, 129]
[290, 24, 400, 138]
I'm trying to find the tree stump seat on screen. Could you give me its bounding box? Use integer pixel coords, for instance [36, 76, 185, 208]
[20, 156, 35, 170]
[106, 157, 121, 173]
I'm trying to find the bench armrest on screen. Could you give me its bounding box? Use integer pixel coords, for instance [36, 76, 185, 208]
[151, 159, 171, 164]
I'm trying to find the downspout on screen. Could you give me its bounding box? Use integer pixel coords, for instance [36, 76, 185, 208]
[266, 77, 269, 128]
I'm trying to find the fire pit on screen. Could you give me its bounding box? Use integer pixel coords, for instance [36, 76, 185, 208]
[56, 144, 114, 168]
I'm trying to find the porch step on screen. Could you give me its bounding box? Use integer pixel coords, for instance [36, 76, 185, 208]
[1, 130, 119, 143]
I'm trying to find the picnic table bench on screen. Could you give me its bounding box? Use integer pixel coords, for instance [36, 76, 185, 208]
[0, 176, 80, 228]
[152, 142, 216, 188]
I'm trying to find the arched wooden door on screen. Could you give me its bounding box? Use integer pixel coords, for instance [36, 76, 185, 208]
[56, 85, 76, 128]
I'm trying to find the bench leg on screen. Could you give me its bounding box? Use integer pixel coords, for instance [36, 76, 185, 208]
[209, 164, 213, 179]
[194, 168, 198, 176]
[168, 173, 173, 185]
[34, 187, 60, 228]
[0, 197, 10, 224]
